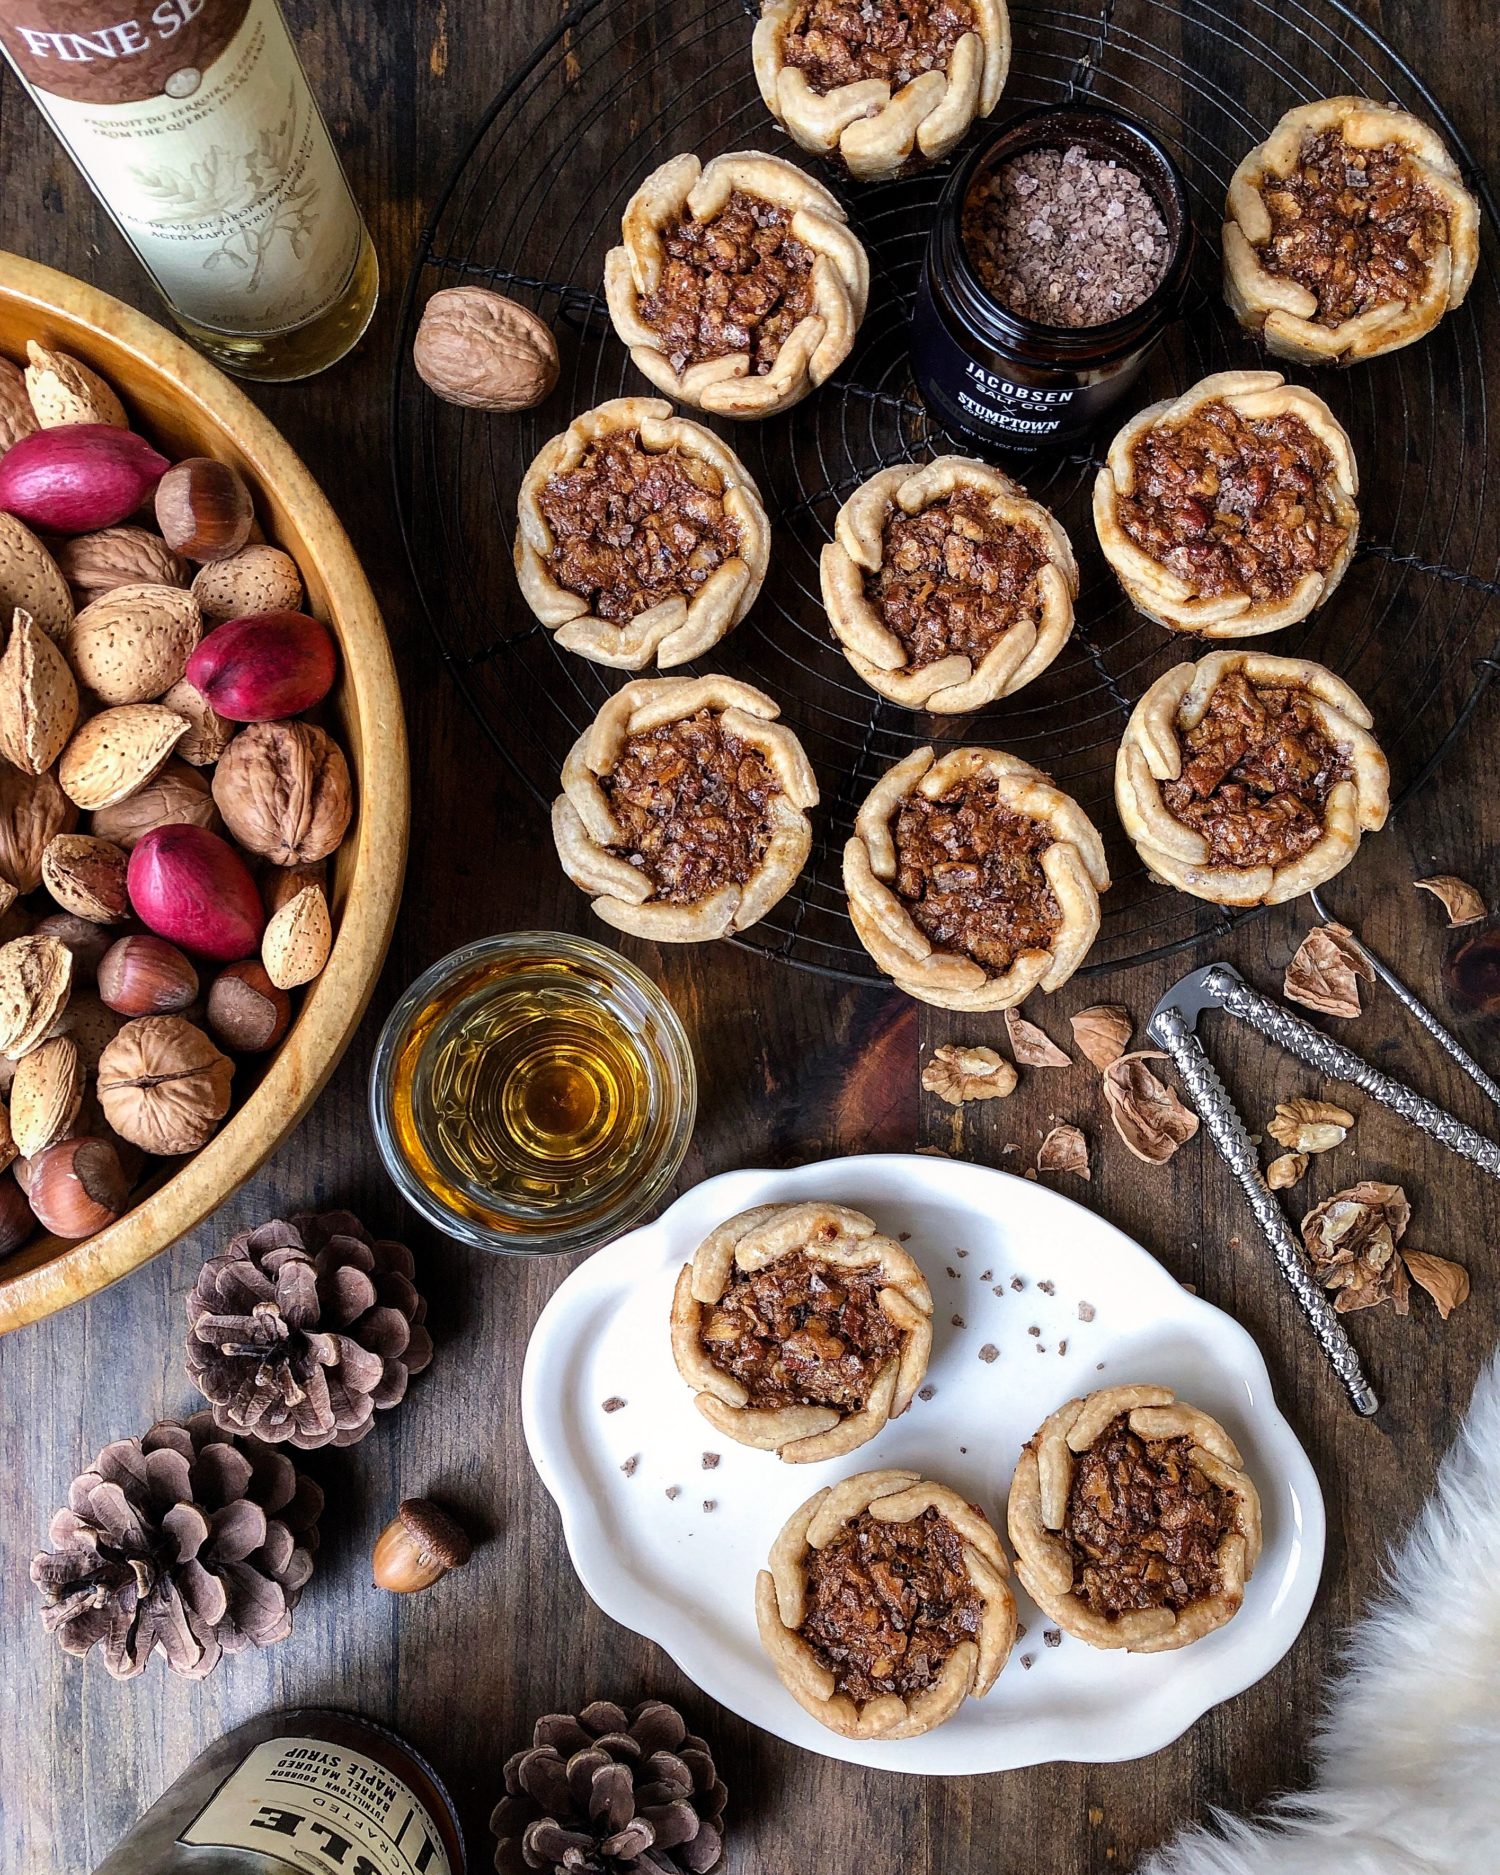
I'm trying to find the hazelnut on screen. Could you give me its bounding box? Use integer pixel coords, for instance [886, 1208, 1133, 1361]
[27, 1135, 127, 1238]
[97, 1014, 233, 1155]
[98, 935, 199, 1017]
[213, 720, 352, 866]
[372, 1498, 473, 1593]
[412, 287, 559, 411]
[207, 960, 290, 1052]
[154, 457, 254, 564]
[31, 913, 112, 986]
[0, 1175, 34, 1257]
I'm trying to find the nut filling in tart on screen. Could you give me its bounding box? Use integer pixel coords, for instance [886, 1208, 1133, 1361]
[1094, 370, 1358, 637]
[1223, 98, 1479, 364]
[780, 0, 974, 93]
[1007, 1385, 1263, 1653]
[671, 1201, 933, 1463]
[821, 458, 1076, 711]
[844, 747, 1109, 1010]
[553, 676, 818, 941]
[605, 151, 869, 417]
[1115, 651, 1389, 907]
[757, 1469, 1016, 1737]
[515, 398, 770, 669]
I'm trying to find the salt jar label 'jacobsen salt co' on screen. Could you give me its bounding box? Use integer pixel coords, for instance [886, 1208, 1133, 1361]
[179, 1736, 453, 1875]
[0, 0, 363, 335]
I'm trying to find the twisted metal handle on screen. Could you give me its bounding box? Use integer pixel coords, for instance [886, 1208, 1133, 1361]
[1153, 1005, 1380, 1417]
[1206, 967, 1500, 1181]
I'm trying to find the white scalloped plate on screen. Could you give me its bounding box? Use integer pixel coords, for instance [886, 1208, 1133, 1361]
[521, 1154, 1324, 1773]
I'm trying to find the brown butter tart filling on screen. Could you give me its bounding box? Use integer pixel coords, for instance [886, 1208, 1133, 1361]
[780, 0, 972, 94]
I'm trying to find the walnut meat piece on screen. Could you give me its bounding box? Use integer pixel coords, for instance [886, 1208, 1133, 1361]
[1300, 1180, 1411, 1313]
[212, 721, 353, 868]
[413, 286, 559, 411]
[97, 1014, 233, 1155]
[921, 1043, 1016, 1105]
[1267, 1096, 1353, 1154]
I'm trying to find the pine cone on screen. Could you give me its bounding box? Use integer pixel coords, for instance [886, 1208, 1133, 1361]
[491, 1700, 727, 1875]
[185, 1209, 433, 1449]
[30, 1411, 321, 1680]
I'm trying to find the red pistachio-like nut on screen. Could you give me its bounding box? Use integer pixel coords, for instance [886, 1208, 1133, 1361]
[185, 611, 337, 721]
[126, 823, 263, 962]
[154, 456, 254, 563]
[0, 424, 169, 533]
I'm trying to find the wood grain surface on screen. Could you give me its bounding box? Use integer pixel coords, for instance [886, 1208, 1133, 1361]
[3, 3, 1499, 1872]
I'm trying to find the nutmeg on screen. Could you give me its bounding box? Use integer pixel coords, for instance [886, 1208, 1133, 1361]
[27, 1135, 127, 1238]
[413, 286, 559, 411]
[206, 959, 289, 1053]
[98, 935, 199, 1018]
[372, 1498, 473, 1593]
[154, 456, 254, 563]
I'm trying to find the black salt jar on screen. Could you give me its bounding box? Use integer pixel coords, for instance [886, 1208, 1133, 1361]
[912, 104, 1195, 452]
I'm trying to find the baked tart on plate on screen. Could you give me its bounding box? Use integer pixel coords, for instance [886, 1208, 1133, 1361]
[1093, 369, 1358, 636]
[1224, 97, 1480, 364]
[1115, 650, 1389, 907]
[552, 675, 818, 941]
[1007, 1384, 1262, 1653]
[843, 746, 1109, 1010]
[514, 397, 770, 670]
[671, 1201, 932, 1463]
[820, 456, 1077, 712]
[752, 0, 1011, 181]
[757, 1468, 1016, 1737]
[604, 150, 869, 418]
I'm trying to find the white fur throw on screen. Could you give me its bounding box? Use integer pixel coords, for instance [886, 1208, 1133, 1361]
[1142, 1352, 1500, 1875]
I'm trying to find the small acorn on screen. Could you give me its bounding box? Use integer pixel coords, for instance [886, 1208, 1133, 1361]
[372, 1498, 472, 1594]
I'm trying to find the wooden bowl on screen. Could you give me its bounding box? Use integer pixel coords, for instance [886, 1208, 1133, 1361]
[0, 252, 409, 1333]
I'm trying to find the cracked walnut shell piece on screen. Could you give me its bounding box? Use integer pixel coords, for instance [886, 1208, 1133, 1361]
[1007, 1385, 1262, 1653]
[603, 150, 869, 418]
[756, 1468, 1016, 1737]
[671, 1201, 933, 1462]
[514, 397, 770, 669]
[752, 0, 1011, 182]
[1223, 98, 1479, 364]
[1093, 370, 1358, 637]
[844, 746, 1109, 1011]
[552, 675, 818, 941]
[1116, 650, 1389, 907]
[820, 457, 1077, 712]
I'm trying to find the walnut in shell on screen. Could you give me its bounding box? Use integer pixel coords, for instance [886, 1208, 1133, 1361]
[97, 1015, 233, 1155]
[212, 721, 352, 867]
[0, 607, 78, 775]
[89, 759, 216, 850]
[921, 1044, 1016, 1105]
[0, 765, 75, 894]
[413, 286, 560, 411]
[62, 583, 201, 705]
[54, 526, 189, 604]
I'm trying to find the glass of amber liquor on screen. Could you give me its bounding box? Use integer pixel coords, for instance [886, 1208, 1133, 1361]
[371, 932, 696, 1254]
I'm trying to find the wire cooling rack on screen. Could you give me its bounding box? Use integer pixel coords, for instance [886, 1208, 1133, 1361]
[392, 0, 1500, 982]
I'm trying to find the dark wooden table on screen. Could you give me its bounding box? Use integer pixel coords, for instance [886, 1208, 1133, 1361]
[3, 3, 1500, 1870]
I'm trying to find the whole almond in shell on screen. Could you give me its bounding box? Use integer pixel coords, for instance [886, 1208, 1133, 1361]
[90, 758, 216, 850]
[63, 581, 202, 705]
[0, 512, 73, 636]
[50, 991, 123, 1073]
[10, 1034, 83, 1158]
[262, 882, 331, 989]
[413, 286, 559, 410]
[0, 766, 75, 893]
[0, 357, 38, 452]
[55, 526, 190, 605]
[24, 342, 127, 429]
[59, 704, 187, 810]
[0, 607, 78, 774]
[191, 544, 303, 623]
[41, 834, 130, 924]
[0, 934, 72, 1059]
[98, 1013, 233, 1155]
[159, 677, 233, 767]
[213, 719, 352, 866]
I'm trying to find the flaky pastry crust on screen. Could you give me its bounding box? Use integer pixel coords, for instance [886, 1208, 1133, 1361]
[820, 456, 1076, 711]
[1007, 1384, 1262, 1653]
[1115, 650, 1389, 907]
[514, 396, 770, 670]
[604, 150, 869, 418]
[751, 0, 1011, 181]
[843, 746, 1109, 1010]
[756, 1468, 1016, 1737]
[552, 674, 818, 941]
[1093, 370, 1359, 636]
[1224, 97, 1480, 364]
[670, 1201, 933, 1463]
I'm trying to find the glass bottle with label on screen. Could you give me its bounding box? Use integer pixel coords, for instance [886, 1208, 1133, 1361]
[0, 0, 378, 381]
[90, 1709, 466, 1874]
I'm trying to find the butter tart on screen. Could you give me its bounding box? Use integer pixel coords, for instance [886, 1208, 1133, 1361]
[1093, 369, 1359, 637]
[1224, 97, 1480, 365]
[752, 0, 1011, 182]
[1007, 1384, 1262, 1653]
[756, 1468, 1016, 1738]
[844, 746, 1109, 1010]
[1116, 650, 1389, 907]
[515, 397, 771, 670]
[604, 150, 869, 418]
[821, 456, 1077, 712]
[671, 1201, 933, 1463]
[552, 675, 818, 941]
